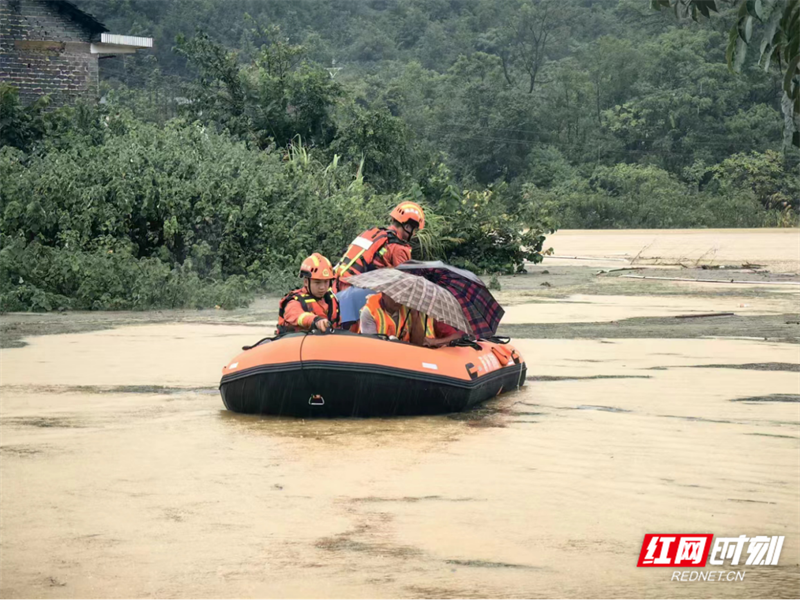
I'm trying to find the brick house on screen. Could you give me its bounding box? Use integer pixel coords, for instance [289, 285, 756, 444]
[0, 0, 152, 106]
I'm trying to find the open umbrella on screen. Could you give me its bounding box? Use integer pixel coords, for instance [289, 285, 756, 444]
[343, 269, 472, 335]
[395, 260, 504, 338]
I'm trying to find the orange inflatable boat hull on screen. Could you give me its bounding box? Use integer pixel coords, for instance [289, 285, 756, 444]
[219, 331, 526, 417]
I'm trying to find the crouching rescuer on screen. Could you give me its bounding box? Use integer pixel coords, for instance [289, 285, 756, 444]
[276, 253, 340, 335]
[333, 201, 426, 293]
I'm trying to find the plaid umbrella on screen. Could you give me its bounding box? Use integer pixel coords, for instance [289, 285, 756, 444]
[343, 269, 472, 335]
[395, 260, 503, 338]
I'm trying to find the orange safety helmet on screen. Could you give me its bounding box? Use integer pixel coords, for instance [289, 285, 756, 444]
[390, 201, 426, 231]
[299, 253, 334, 280]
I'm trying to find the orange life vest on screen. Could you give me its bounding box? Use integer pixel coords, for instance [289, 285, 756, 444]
[276, 288, 340, 334]
[334, 227, 409, 282]
[362, 293, 434, 342]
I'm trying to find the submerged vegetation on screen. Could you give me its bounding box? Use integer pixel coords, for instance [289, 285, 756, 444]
[1, 0, 798, 311]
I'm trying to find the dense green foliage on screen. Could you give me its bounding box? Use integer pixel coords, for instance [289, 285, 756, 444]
[1, 84, 549, 311]
[0, 86, 49, 152]
[651, 0, 800, 147]
[2, 0, 799, 311]
[524, 158, 795, 229]
[75, 0, 798, 190]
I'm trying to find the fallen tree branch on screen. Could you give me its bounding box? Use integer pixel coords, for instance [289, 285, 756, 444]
[620, 275, 800, 286]
[674, 312, 735, 319]
[595, 267, 644, 276]
[550, 255, 629, 262]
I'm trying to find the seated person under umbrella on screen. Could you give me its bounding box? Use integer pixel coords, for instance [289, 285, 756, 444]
[358, 292, 432, 346]
[350, 270, 472, 348]
[359, 293, 466, 347]
[359, 295, 465, 347]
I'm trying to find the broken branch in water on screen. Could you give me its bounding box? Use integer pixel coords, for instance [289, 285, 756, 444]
[595, 267, 644, 276]
[674, 312, 735, 319]
[619, 275, 800, 286]
[550, 255, 629, 262]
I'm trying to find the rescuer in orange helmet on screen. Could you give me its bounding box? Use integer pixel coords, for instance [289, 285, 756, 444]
[276, 253, 340, 335]
[334, 201, 426, 295]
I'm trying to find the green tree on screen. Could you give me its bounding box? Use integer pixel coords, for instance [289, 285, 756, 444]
[705, 149, 800, 212]
[651, 0, 800, 146]
[330, 107, 416, 192]
[602, 28, 782, 172]
[0, 84, 49, 152]
[176, 27, 342, 149]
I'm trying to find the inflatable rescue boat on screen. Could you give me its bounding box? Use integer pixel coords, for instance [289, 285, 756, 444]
[219, 331, 526, 417]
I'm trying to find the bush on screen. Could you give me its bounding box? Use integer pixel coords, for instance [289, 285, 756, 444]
[0, 111, 387, 311]
[1, 85, 554, 312]
[0, 119, 385, 273]
[705, 151, 800, 214]
[0, 84, 49, 152]
[411, 165, 554, 274]
[436, 187, 552, 273]
[0, 236, 253, 311]
[526, 162, 787, 229]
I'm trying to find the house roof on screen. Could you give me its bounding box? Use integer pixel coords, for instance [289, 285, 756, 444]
[52, 0, 108, 35]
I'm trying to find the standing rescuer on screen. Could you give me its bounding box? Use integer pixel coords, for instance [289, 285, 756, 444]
[276, 253, 340, 334]
[334, 201, 426, 293]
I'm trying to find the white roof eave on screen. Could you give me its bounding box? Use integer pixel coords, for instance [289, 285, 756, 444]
[91, 34, 153, 56]
[99, 33, 153, 48]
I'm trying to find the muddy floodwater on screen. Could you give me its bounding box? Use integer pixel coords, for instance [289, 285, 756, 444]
[1, 229, 799, 598]
[548, 228, 800, 273]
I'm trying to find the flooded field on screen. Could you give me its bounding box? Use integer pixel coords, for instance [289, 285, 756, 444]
[1, 229, 799, 598]
[548, 228, 800, 273]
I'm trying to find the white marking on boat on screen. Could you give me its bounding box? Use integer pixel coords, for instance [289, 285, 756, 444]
[228, 362, 238, 370]
[422, 363, 438, 370]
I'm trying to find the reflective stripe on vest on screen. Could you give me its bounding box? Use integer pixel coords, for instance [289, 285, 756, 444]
[277, 288, 339, 333]
[364, 294, 433, 341]
[398, 305, 434, 341]
[334, 227, 408, 280]
[364, 294, 395, 337]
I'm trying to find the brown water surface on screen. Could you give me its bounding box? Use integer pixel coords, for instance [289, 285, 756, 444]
[548, 228, 800, 272]
[3, 330, 798, 598]
[2, 230, 799, 599]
